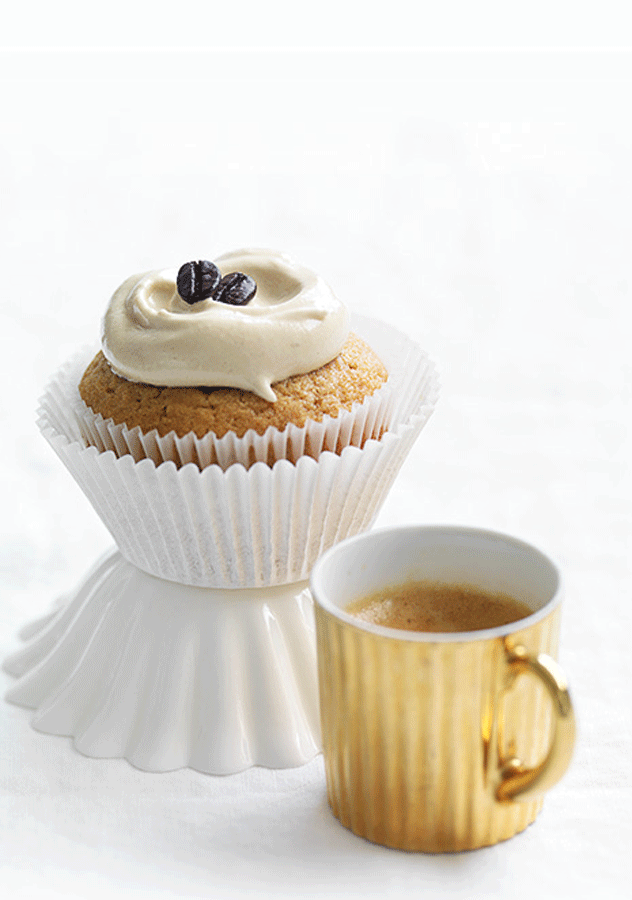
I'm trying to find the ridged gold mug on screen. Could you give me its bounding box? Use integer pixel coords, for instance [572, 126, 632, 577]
[311, 525, 576, 853]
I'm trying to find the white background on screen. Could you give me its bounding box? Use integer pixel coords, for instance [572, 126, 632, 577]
[1, 7, 631, 898]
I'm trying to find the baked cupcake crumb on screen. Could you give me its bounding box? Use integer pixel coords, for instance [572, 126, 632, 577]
[79, 333, 388, 440]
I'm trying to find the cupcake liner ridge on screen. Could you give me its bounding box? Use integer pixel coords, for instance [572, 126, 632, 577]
[37, 315, 439, 588]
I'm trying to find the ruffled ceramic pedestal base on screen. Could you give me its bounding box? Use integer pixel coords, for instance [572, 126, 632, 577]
[3, 550, 320, 774]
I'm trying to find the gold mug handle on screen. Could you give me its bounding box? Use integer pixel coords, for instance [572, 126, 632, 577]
[495, 645, 576, 803]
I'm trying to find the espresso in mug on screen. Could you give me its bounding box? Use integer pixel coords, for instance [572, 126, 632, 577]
[346, 580, 533, 633]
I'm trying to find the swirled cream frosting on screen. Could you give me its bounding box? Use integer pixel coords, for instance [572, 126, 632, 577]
[101, 249, 351, 401]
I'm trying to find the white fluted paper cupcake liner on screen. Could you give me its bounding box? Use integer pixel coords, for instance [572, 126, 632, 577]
[37, 316, 439, 588]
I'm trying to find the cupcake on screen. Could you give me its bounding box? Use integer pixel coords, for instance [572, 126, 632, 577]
[77, 249, 390, 468]
[37, 248, 439, 587]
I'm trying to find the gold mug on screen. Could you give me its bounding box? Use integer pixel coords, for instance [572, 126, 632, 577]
[311, 525, 576, 852]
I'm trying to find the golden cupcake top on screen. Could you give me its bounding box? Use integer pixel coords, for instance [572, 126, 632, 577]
[101, 248, 351, 401]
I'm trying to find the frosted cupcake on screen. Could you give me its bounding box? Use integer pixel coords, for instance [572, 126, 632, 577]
[78, 249, 389, 468]
[38, 248, 439, 587]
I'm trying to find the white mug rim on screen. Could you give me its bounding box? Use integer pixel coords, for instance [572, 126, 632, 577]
[310, 524, 563, 644]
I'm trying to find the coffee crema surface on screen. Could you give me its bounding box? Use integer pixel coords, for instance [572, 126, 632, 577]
[346, 581, 533, 633]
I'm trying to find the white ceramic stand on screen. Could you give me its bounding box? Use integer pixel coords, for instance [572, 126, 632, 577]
[3, 550, 320, 774]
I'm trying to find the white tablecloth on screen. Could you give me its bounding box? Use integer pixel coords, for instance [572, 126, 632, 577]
[1, 46, 630, 899]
